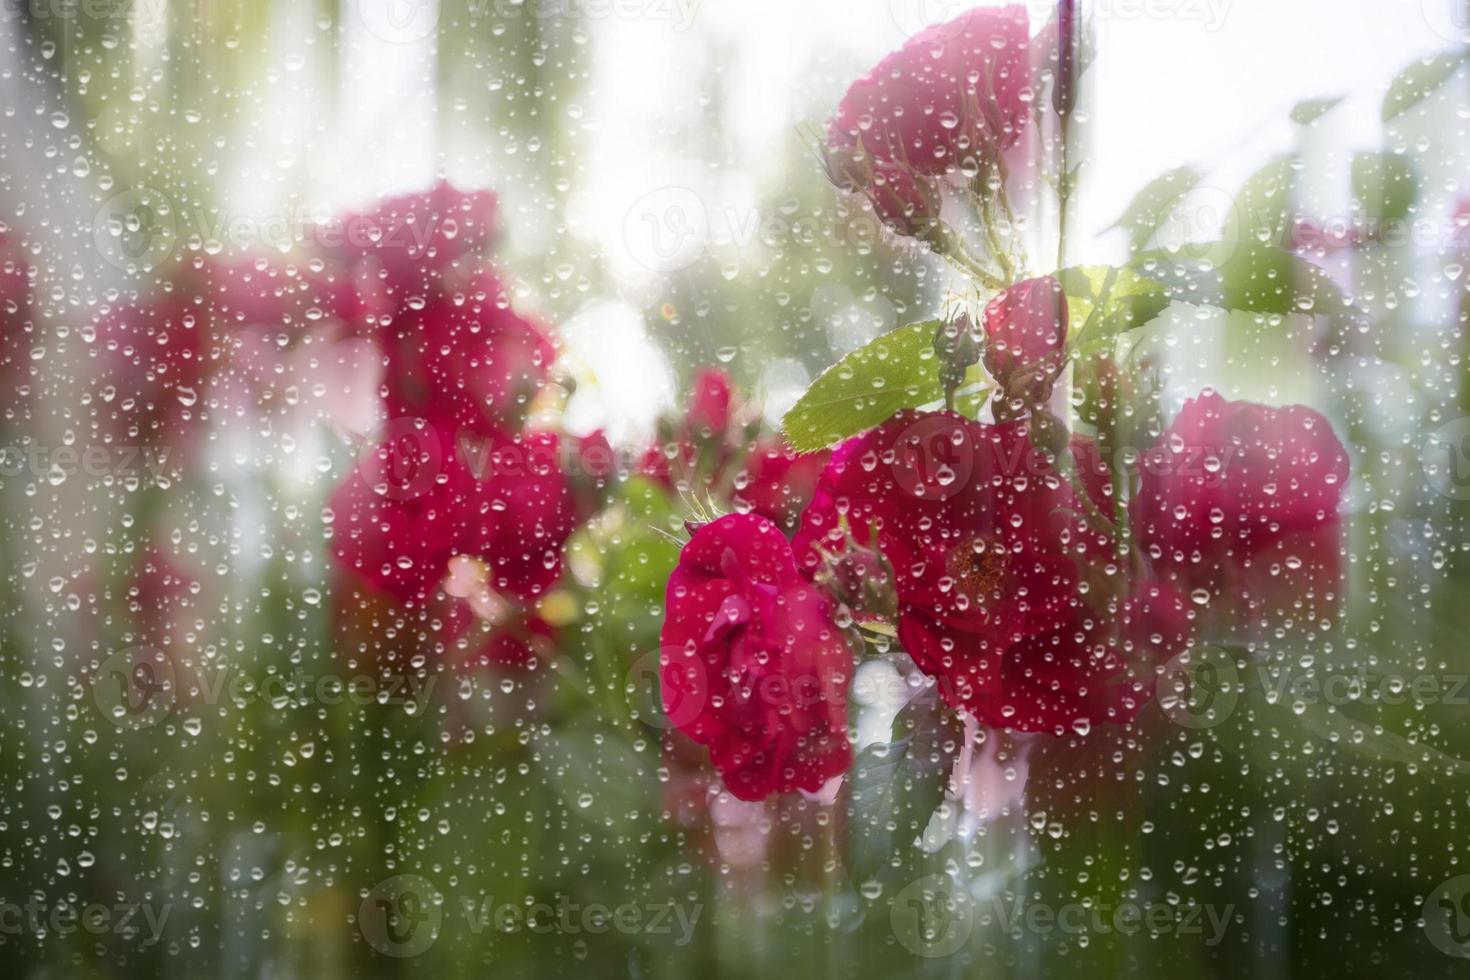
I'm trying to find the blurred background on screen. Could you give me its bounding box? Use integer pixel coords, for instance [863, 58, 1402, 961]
[2, 0, 1470, 976]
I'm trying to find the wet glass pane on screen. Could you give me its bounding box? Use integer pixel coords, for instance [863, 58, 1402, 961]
[1, 0, 1468, 976]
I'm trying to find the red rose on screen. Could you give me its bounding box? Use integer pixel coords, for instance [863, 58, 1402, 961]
[315, 184, 552, 438]
[376, 270, 555, 438]
[461, 614, 555, 671]
[866, 161, 939, 237]
[205, 251, 370, 331]
[686, 366, 734, 439]
[640, 366, 741, 492]
[661, 514, 853, 802]
[89, 294, 207, 449]
[794, 411, 1102, 720]
[828, 5, 1032, 177]
[335, 179, 500, 298]
[1133, 391, 1349, 629]
[970, 581, 1192, 733]
[0, 231, 34, 404]
[982, 275, 1068, 407]
[568, 429, 618, 520]
[732, 438, 830, 532]
[822, 139, 941, 238]
[329, 427, 574, 605]
[470, 430, 578, 601]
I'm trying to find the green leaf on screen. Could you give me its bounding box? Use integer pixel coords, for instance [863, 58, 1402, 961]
[1289, 95, 1345, 126]
[1107, 166, 1201, 252]
[782, 320, 948, 452]
[954, 384, 992, 419]
[846, 688, 962, 885]
[1130, 243, 1349, 319]
[1294, 700, 1470, 777]
[1352, 152, 1419, 226]
[539, 727, 659, 833]
[1222, 155, 1299, 251]
[1382, 47, 1470, 120]
[1227, 679, 1470, 780]
[1057, 264, 1172, 358]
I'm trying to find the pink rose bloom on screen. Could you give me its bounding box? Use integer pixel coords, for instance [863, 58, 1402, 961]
[822, 140, 941, 238]
[569, 429, 618, 521]
[661, 514, 853, 802]
[204, 252, 372, 331]
[1133, 391, 1350, 629]
[686, 366, 734, 439]
[828, 5, 1032, 177]
[867, 162, 939, 236]
[982, 275, 1068, 405]
[460, 614, 555, 671]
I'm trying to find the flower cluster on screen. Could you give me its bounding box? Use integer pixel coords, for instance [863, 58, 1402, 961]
[294, 185, 588, 684]
[658, 8, 1353, 803]
[87, 181, 592, 677]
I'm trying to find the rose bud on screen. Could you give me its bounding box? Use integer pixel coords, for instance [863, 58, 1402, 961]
[982, 275, 1069, 409]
